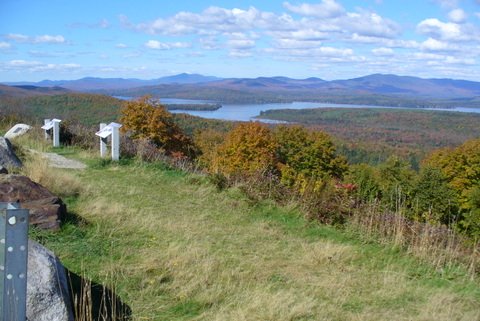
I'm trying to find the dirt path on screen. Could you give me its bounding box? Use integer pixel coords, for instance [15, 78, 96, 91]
[29, 150, 87, 169]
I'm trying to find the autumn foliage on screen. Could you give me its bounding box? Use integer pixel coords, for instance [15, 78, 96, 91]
[120, 96, 195, 158]
[210, 122, 278, 177]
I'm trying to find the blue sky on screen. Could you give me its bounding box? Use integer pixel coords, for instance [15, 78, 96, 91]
[1, 0, 480, 82]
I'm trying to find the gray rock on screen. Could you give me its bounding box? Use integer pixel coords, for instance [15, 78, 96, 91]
[4, 123, 31, 139]
[0, 137, 22, 168]
[27, 240, 74, 321]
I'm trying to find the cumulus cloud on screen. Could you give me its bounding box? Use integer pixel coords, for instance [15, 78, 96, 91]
[420, 37, 457, 51]
[283, 0, 345, 18]
[417, 18, 466, 40]
[144, 40, 190, 50]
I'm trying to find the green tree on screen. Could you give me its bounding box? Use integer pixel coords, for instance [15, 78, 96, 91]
[412, 166, 458, 224]
[274, 125, 347, 187]
[378, 156, 415, 211]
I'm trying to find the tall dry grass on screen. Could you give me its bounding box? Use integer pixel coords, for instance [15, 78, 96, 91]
[348, 201, 480, 277]
[20, 152, 84, 198]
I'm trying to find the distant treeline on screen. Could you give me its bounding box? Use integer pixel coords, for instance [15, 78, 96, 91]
[96, 85, 480, 107]
[165, 103, 222, 111]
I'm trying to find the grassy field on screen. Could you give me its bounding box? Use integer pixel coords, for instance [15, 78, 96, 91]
[19, 145, 480, 321]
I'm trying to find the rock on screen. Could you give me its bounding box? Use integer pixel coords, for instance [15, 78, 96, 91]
[0, 166, 8, 174]
[27, 240, 132, 321]
[0, 137, 22, 168]
[0, 174, 66, 230]
[4, 123, 31, 139]
[27, 240, 74, 321]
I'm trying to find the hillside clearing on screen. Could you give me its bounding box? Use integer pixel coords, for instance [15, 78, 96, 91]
[30, 157, 480, 321]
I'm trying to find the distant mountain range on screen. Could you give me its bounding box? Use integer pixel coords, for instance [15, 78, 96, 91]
[2, 73, 480, 107]
[4, 73, 221, 91]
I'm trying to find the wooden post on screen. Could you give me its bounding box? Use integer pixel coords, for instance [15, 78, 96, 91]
[43, 119, 50, 140]
[111, 124, 120, 161]
[99, 123, 107, 158]
[52, 119, 61, 147]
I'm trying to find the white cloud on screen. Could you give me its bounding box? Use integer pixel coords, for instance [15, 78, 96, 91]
[372, 47, 394, 56]
[420, 37, 456, 51]
[283, 0, 345, 18]
[227, 39, 255, 50]
[0, 42, 11, 49]
[116, 43, 128, 48]
[417, 18, 467, 40]
[448, 8, 467, 23]
[340, 11, 400, 38]
[6, 33, 65, 44]
[144, 40, 190, 50]
[34, 35, 65, 44]
[433, 0, 459, 9]
[6, 34, 29, 42]
[1, 60, 80, 72]
[228, 50, 253, 58]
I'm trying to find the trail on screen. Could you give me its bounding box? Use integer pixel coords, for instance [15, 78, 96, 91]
[28, 149, 87, 169]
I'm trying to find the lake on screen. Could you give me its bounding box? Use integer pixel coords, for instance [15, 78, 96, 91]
[116, 97, 480, 121]
[168, 100, 480, 121]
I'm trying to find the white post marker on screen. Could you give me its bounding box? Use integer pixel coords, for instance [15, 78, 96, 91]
[41, 118, 61, 147]
[43, 119, 50, 140]
[95, 122, 122, 161]
[99, 123, 107, 158]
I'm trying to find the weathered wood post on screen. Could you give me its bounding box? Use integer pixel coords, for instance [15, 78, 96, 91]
[110, 122, 121, 162]
[0, 202, 29, 321]
[43, 119, 50, 140]
[99, 123, 107, 158]
[41, 118, 62, 147]
[95, 122, 122, 161]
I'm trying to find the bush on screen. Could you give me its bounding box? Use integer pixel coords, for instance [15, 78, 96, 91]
[120, 96, 196, 158]
[211, 122, 278, 177]
[274, 125, 347, 188]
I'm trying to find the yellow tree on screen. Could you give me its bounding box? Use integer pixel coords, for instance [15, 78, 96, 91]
[211, 122, 278, 177]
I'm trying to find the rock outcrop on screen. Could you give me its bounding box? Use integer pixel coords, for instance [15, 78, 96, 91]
[27, 240, 132, 321]
[27, 240, 74, 321]
[4, 123, 31, 140]
[0, 174, 66, 230]
[0, 137, 22, 168]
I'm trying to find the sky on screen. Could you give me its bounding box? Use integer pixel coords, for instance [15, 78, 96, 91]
[1, 0, 480, 82]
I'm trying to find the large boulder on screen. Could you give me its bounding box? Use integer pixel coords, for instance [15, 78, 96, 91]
[27, 240, 132, 321]
[0, 137, 22, 168]
[4, 123, 31, 139]
[27, 240, 74, 321]
[0, 174, 66, 230]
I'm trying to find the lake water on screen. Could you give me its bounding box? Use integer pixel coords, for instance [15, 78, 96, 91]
[167, 100, 480, 121]
[116, 97, 480, 121]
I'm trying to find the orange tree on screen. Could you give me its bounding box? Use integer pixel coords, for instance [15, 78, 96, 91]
[119, 96, 195, 158]
[211, 122, 278, 177]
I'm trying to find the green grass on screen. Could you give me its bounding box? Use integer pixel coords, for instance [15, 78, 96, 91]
[29, 156, 480, 321]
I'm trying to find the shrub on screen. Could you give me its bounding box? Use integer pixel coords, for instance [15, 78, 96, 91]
[274, 125, 347, 188]
[411, 166, 459, 224]
[119, 96, 196, 158]
[211, 122, 278, 177]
